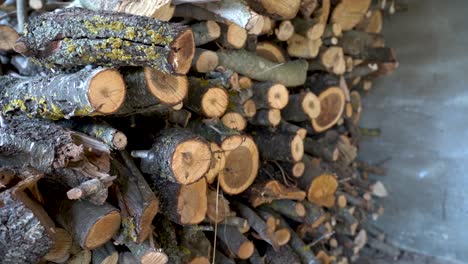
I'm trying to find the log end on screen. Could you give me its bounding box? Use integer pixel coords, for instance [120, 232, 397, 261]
[169, 28, 195, 74]
[172, 138, 212, 185]
[84, 210, 121, 249]
[268, 109, 282, 127]
[140, 250, 169, 264]
[303, 92, 321, 119]
[44, 228, 73, 263]
[201, 87, 229, 118]
[88, 69, 126, 114]
[312, 87, 345, 133]
[206, 20, 221, 39]
[237, 241, 255, 259]
[291, 161, 305, 178]
[226, 24, 248, 49]
[189, 256, 210, 264]
[243, 99, 257, 118]
[274, 228, 291, 246]
[220, 136, 259, 195]
[112, 131, 128, 150]
[307, 174, 338, 208]
[222, 112, 247, 131]
[291, 134, 304, 162]
[268, 84, 289, 109]
[144, 67, 188, 105]
[137, 198, 159, 243]
[0, 25, 20, 51]
[178, 178, 207, 225]
[195, 50, 219, 73]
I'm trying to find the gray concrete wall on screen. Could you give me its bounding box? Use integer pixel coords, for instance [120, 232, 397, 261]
[359, 1, 468, 263]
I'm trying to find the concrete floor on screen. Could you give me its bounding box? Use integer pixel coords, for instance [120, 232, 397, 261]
[359, 1, 468, 263]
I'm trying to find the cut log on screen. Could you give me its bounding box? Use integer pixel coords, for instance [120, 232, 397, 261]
[125, 239, 169, 264]
[217, 49, 309, 87]
[246, 0, 300, 20]
[219, 23, 247, 49]
[184, 77, 229, 118]
[78, 0, 170, 16]
[92, 242, 119, 264]
[112, 151, 159, 243]
[0, 67, 125, 119]
[282, 91, 321, 122]
[304, 131, 340, 161]
[252, 82, 289, 110]
[219, 135, 259, 194]
[255, 41, 286, 63]
[264, 244, 301, 264]
[117, 68, 188, 115]
[132, 128, 211, 185]
[204, 142, 226, 184]
[341, 30, 385, 57]
[151, 2, 175, 21]
[192, 20, 221, 46]
[247, 178, 306, 207]
[309, 47, 346, 75]
[275, 20, 295, 41]
[233, 201, 279, 249]
[278, 161, 306, 178]
[216, 224, 254, 259]
[331, 0, 371, 31]
[44, 228, 73, 263]
[292, 17, 325, 40]
[265, 199, 306, 223]
[287, 34, 322, 59]
[180, 227, 212, 264]
[277, 121, 308, 139]
[41, 182, 121, 250]
[311, 87, 346, 133]
[239, 76, 253, 89]
[60, 120, 127, 150]
[16, 7, 195, 74]
[192, 48, 219, 73]
[0, 168, 54, 264]
[274, 228, 291, 246]
[195, 0, 264, 34]
[189, 119, 244, 151]
[68, 249, 92, 264]
[254, 130, 304, 162]
[227, 90, 257, 117]
[0, 25, 19, 51]
[150, 178, 207, 225]
[206, 188, 233, 223]
[249, 109, 281, 127]
[221, 111, 247, 131]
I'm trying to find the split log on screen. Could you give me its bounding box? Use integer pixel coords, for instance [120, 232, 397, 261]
[184, 77, 229, 118]
[249, 109, 281, 127]
[219, 23, 247, 49]
[0, 25, 19, 52]
[92, 242, 119, 264]
[112, 151, 159, 243]
[255, 41, 286, 63]
[116, 68, 188, 116]
[44, 228, 73, 263]
[76, 0, 170, 16]
[216, 224, 254, 259]
[217, 49, 309, 87]
[0, 168, 54, 264]
[195, 0, 264, 34]
[40, 181, 121, 250]
[282, 91, 321, 122]
[331, 0, 371, 31]
[246, 0, 300, 20]
[251, 82, 289, 110]
[254, 130, 304, 162]
[0, 67, 126, 119]
[192, 20, 221, 46]
[192, 48, 219, 73]
[132, 128, 211, 185]
[16, 7, 195, 74]
[264, 245, 301, 264]
[60, 120, 127, 150]
[150, 178, 207, 225]
[275, 20, 295, 41]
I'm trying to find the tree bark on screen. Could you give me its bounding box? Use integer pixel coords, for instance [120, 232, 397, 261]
[219, 23, 247, 49]
[251, 82, 289, 109]
[254, 130, 304, 162]
[92, 241, 119, 264]
[0, 67, 126, 119]
[132, 128, 211, 185]
[264, 244, 301, 264]
[184, 76, 229, 118]
[16, 7, 195, 74]
[192, 20, 221, 46]
[282, 91, 321, 122]
[60, 120, 127, 150]
[78, 0, 170, 16]
[216, 224, 254, 259]
[249, 109, 281, 127]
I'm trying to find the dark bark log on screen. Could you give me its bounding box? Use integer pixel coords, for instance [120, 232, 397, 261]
[264, 199, 306, 223]
[60, 120, 127, 150]
[277, 120, 307, 139]
[249, 109, 281, 127]
[264, 245, 301, 264]
[16, 7, 195, 74]
[179, 227, 212, 263]
[0, 67, 126, 119]
[217, 49, 308, 87]
[303, 131, 340, 162]
[184, 77, 229, 118]
[92, 241, 119, 264]
[132, 128, 211, 185]
[189, 119, 243, 151]
[112, 151, 159, 243]
[149, 177, 207, 225]
[125, 239, 168, 264]
[341, 30, 385, 57]
[44, 228, 73, 263]
[214, 250, 235, 264]
[251, 82, 289, 110]
[216, 224, 254, 259]
[281, 91, 321, 122]
[0, 168, 54, 264]
[253, 130, 304, 162]
[192, 20, 221, 46]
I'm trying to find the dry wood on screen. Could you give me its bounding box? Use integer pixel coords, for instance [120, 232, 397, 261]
[204, 142, 226, 184]
[254, 130, 304, 162]
[264, 244, 301, 264]
[218, 49, 309, 87]
[132, 128, 211, 185]
[249, 109, 281, 127]
[282, 91, 321, 122]
[304, 131, 340, 161]
[192, 48, 219, 73]
[275, 20, 295, 41]
[77, 0, 170, 16]
[195, 0, 264, 34]
[92, 242, 119, 264]
[311, 87, 346, 133]
[252, 82, 289, 109]
[259, 16, 275, 35]
[60, 120, 127, 150]
[221, 111, 247, 131]
[44, 228, 73, 263]
[356, 10, 383, 33]
[216, 224, 254, 259]
[125, 239, 168, 264]
[192, 20, 221, 46]
[151, 2, 175, 21]
[278, 161, 306, 178]
[287, 34, 322, 59]
[309, 47, 346, 75]
[206, 188, 233, 223]
[246, 0, 300, 20]
[219, 23, 247, 49]
[0, 67, 125, 119]
[0, 25, 19, 51]
[331, 0, 371, 31]
[16, 8, 195, 74]
[292, 17, 325, 40]
[277, 120, 308, 139]
[184, 77, 229, 118]
[255, 41, 286, 63]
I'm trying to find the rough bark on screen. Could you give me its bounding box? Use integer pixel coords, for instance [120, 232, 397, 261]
[16, 7, 195, 74]
[0, 67, 126, 119]
[216, 224, 254, 259]
[249, 109, 281, 127]
[254, 130, 304, 162]
[251, 82, 289, 110]
[264, 245, 301, 264]
[179, 227, 212, 263]
[277, 120, 308, 139]
[132, 128, 211, 185]
[255, 41, 286, 63]
[217, 49, 309, 87]
[189, 119, 243, 151]
[281, 91, 321, 122]
[331, 0, 371, 31]
[192, 20, 221, 46]
[264, 199, 306, 223]
[287, 34, 322, 59]
[184, 76, 229, 118]
[0, 168, 54, 264]
[304, 130, 340, 161]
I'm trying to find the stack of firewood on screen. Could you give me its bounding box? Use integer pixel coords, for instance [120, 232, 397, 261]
[0, 0, 404, 263]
